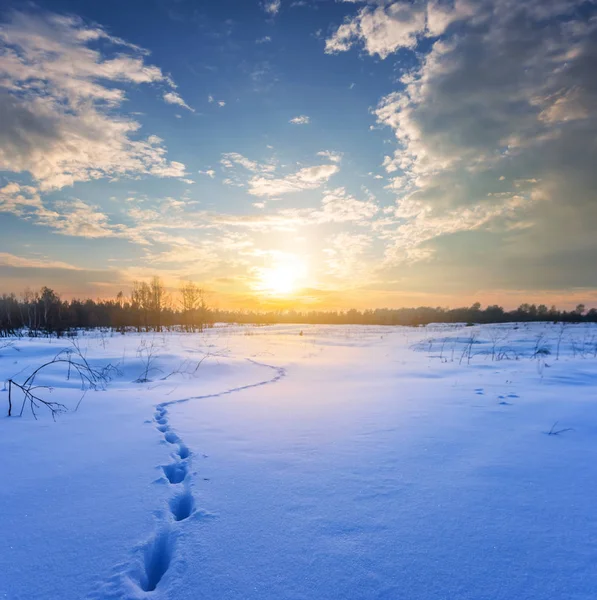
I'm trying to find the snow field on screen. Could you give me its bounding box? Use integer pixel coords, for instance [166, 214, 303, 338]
[1, 323, 597, 599]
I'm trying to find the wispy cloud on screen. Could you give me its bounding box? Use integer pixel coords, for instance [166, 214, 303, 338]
[248, 164, 339, 197]
[0, 252, 82, 271]
[262, 0, 282, 16]
[290, 115, 311, 125]
[163, 91, 194, 112]
[0, 11, 187, 190]
[221, 153, 276, 174]
[325, 1, 471, 58]
[317, 151, 343, 164]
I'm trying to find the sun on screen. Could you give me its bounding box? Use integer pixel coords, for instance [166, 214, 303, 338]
[254, 256, 308, 297]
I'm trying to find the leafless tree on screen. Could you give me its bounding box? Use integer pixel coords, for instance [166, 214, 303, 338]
[135, 337, 163, 383]
[6, 343, 118, 420]
[180, 281, 208, 332]
[488, 327, 510, 361]
[459, 332, 477, 365]
[555, 322, 567, 360]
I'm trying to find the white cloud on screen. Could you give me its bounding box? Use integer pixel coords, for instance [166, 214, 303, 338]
[163, 91, 194, 112]
[262, 0, 282, 16]
[0, 252, 81, 271]
[221, 153, 276, 174]
[199, 169, 216, 178]
[355, 0, 597, 274]
[324, 232, 372, 280]
[325, 1, 426, 58]
[317, 151, 343, 164]
[0, 11, 187, 190]
[207, 95, 225, 106]
[381, 196, 529, 264]
[290, 115, 311, 125]
[0, 182, 46, 217]
[0, 181, 154, 242]
[314, 187, 378, 223]
[325, 0, 474, 58]
[43, 199, 119, 238]
[248, 164, 339, 197]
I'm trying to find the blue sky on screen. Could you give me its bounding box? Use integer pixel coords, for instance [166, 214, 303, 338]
[1, 0, 596, 309]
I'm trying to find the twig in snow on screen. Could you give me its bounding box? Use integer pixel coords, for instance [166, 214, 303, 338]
[546, 421, 574, 436]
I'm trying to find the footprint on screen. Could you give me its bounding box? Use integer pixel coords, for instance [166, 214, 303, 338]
[499, 401, 512, 406]
[156, 424, 169, 433]
[169, 490, 195, 522]
[138, 529, 174, 592]
[475, 388, 484, 395]
[155, 417, 167, 425]
[162, 462, 188, 484]
[177, 444, 190, 460]
[164, 431, 180, 444]
[507, 393, 519, 398]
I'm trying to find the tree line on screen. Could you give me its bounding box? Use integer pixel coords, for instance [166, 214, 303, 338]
[0, 278, 209, 337]
[211, 302, 596, 326]
[0, 282, 595, 337]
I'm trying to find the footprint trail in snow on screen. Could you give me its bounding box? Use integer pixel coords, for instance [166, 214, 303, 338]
[89, 358, 286, 598]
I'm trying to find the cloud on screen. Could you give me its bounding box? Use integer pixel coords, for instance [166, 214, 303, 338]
[379, 195, 530, 264]
[325, 1, 477, 58]
[325, 1, 426, 58]
[206, 94, 225, 106]
[317, 150, 343, 164]
[199, 169, 216, 178]
[0, 11, 187, 189]
[163, 92, 194, 112]
[262, 0, 282, 16]
[0, 182, 46, 217]
[221, 152, 276, 174]
[313, 187, 378, 223]
[289, 115, 311, 125]
[0, 252, 81, 271]
[351, 0, 597, 283]
[41, 198, 134, 239]
[0, 182, 151, 242]
[324, 232, 372, 280]
[248, 164, 340, 197]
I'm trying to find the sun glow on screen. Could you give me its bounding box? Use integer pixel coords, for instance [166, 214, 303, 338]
[254, 256, 308, 297]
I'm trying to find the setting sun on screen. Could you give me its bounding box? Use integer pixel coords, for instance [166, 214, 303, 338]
[254, 256, 308, 296]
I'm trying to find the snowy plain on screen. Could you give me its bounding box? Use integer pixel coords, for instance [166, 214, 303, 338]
[1, 322, 596, 600]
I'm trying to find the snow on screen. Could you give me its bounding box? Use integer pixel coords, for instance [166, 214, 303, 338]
[1, 323, 597, 599]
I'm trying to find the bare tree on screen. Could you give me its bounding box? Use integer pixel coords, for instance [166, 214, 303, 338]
[150, 276, 167, 332]
[555, 322, 567, 360]
[488, 327, 510, 361]
[179, 281, 207, 332]
[6, 343, 118, 420]
[135, 338, 163, 383]
[459, 332, 477, 365]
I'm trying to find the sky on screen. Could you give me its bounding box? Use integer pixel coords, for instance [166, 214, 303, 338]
[1, 0, 596, 310]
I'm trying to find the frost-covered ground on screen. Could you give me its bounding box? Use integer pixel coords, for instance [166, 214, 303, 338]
[1, 322, 597, 600]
